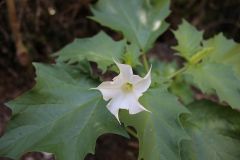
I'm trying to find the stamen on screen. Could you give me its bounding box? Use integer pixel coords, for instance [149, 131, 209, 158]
[121, 82, 133, 92]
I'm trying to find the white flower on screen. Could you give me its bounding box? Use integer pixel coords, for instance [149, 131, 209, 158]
[95, 61, 151, 122]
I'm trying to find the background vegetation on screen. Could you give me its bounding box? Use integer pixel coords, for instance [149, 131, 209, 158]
[0, 0, 240, 159]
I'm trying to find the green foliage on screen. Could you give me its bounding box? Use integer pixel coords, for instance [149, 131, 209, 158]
[121, 88, 189, 160]
[173, 20, 240, 109]
[91, 0, 170, 52]
[173, 20, 203, 61]
[1, 1, 240, 160]
[174, 22, 240, 77]
[180, 100, 240, 160]
[203, 33, 240, 76]
[186, 63, 240, 109]
[0, 63, 127, 160]
[124, 43, 142, 66]
[170, 76, 194, 105]
[56, 31, 126, 72]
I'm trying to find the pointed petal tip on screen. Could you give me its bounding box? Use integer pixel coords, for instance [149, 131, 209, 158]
[89, 87, 98, 90]
[113, 58, 120, 64]
[115, 115, 121, 124]
[106, 100, 121, 123]
[111, 109, 121, 124]
[145, 108, 151, 113]
[145, 65, 152, 78]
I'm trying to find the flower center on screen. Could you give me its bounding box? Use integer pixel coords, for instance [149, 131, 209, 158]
[121, 82, 133, 92]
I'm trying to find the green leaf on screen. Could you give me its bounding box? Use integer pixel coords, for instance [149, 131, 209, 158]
[56, 31, 126, 72]
[0, 63, 127, 160]
[173, 22, 240, 108]
[170, 76, 194, 105]
[173, 20, 203, 60]
[186, 62, 240, 109]
[124, 43, 141, 67]
[121, 88, 189, 160]
[203, 33, 240, 76]
[180, 100, 240, 160]
[91, 0, 170, 51]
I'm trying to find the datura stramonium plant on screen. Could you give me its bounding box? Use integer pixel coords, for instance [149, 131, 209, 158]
[94, 61, 151, 122]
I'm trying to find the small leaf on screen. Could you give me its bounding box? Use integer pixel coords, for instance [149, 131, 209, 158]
[180, 100, 240, 160]
[121, 88, 189, 160]
[173, 20, 203, 60]
[91, 0, 170, 51]
[186, 62, 240, 109]
[0, 63, 127, 160]
[56, 31, 126, 72]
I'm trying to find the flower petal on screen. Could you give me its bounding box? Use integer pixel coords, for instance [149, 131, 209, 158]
[106, 100, 120, 122]
[95, 61, 151, 122]
[128, 99, 150, 114]
[107, 93, 149, 121]
[96, 81, 121, 101]
[114, 60, 133, 81]
[106, 95, 126, 122]
[106, 93, 133, 121]
[107, 93, 129, 112]
[134, 66, 151, 95]
[130, 75, 142, 84]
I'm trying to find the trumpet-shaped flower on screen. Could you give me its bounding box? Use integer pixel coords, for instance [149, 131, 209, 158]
[95, 61, 151, 122]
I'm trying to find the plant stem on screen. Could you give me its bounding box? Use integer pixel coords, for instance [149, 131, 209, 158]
[126, 127, 138, 139]
[167, 64, 189, 80]
[142, 53, 149, 71]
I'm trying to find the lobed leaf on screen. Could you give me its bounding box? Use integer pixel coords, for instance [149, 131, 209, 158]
[203, 33, 240, 76]
[91, 0, 170, 52]
[173, 20, 203, 61]
[121, 88, 189, 160]
[0, 63, 127, 160]
[56, 31, 126, 72]
[173, 21, 240, 75]
[173, 21, 240, 109]
[186, 62, 240, 109]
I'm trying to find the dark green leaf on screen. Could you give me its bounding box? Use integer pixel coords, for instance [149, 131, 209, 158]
[91, 0, 170, 51]
[203, 33, 240, 76]
[186, 63, 240, 109]
[173, 20, 203, 60]
[0, 63, 127, 160]
[56, 31, 126, 72]
[121, 88, 189, 160]
[180, 100, 240, 160]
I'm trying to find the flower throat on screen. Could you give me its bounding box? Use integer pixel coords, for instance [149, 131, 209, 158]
[121, 82, 133, 92]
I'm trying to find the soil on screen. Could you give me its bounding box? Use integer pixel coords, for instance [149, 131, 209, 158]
[0, 0, 240, 159]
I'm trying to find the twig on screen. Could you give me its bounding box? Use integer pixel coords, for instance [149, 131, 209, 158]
[6, 0, 30, 66]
